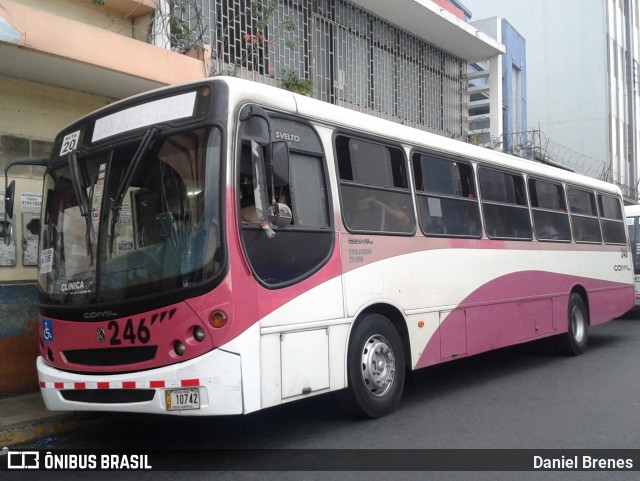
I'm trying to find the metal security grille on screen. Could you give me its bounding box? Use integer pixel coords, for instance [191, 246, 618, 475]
[175, 0, 467, 138]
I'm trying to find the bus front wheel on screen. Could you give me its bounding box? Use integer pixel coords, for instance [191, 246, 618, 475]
[345, 313, 405, 418]
[556, 292, 589, 356]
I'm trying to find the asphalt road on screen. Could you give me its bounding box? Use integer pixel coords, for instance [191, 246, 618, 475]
[6, 312, 640, 480]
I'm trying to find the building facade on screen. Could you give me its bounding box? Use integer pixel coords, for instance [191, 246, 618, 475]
[466, 17, 527, 153]
[464, 0, 640, 202]
[0, 0, 502, 394]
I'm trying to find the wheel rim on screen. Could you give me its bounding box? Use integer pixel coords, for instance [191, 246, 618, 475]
[360, 334, 396, 397]
[570, 305, 586, 343]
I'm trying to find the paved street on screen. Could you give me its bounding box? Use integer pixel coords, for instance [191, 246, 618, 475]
[6, 313, 640, 480]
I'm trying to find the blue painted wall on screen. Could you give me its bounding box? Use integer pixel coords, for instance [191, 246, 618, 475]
[0, 283, 39, 395]
[500, 19, 527, 152]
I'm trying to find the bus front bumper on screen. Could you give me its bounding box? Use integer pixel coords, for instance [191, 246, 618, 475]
[37, 348, 244, 416]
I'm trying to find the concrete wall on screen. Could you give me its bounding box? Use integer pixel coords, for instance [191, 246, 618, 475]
[12, 0, 155, 41]
[0, 75, 112, 394]
[0, 75, 112, 283]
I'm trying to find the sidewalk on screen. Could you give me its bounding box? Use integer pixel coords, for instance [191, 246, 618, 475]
[0, 392, 100, 447]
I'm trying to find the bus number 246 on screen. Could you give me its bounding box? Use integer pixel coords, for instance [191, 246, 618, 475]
[107, 319, 151, 345]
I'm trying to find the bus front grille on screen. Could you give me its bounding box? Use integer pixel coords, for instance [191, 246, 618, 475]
[60, 389, 155, 404]
[63, 346, 157, 366]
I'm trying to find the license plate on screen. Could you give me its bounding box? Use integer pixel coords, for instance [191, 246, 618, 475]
[165, 388, 200, 411]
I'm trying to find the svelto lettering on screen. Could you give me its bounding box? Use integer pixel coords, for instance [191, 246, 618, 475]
[274, 131, 300, 143]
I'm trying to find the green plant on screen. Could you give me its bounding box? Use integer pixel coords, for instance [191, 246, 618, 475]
[281, 70, 312, 96]
[211, 0, 302, 78]
[167, 0, 205, 53]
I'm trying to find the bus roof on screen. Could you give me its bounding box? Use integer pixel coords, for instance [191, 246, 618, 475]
[221, 77, 622, 196]
[63, 76, 623, 197]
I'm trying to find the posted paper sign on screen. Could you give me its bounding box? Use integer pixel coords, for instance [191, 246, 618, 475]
[21, 192, 42, 212]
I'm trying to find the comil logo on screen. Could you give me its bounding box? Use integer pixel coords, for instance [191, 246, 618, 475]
[4, 449, 40, 469]
[83, 310, 118, 320]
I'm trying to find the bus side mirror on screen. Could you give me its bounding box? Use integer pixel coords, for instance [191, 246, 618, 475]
[271, 141, 290, 186]
[2, 180, 15, 245]
[5, 180, 15, 220]
[239, 105, 270, 145]
[0, 220, 12, 238]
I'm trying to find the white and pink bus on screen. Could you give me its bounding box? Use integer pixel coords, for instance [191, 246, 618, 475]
[4, 77, 633, 418]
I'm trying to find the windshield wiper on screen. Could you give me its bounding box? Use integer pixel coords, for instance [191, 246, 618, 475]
[111, 127, 159, 212]
[109, 127, 159, 253]
[68, 150, 91, 217]
[67, 150, 94, 256]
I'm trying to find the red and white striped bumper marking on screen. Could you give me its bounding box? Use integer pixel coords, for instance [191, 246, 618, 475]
[39, 378, 203, 390]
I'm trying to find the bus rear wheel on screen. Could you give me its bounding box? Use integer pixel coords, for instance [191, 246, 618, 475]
[345, 313, 405, 418]
[556, 292, 589, 356]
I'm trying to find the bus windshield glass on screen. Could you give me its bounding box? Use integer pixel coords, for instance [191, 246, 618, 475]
[628, 215, 640, 275]
[38, 127, 222, 305]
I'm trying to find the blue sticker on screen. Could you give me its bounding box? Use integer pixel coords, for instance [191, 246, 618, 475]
[42, 319, 53, 343]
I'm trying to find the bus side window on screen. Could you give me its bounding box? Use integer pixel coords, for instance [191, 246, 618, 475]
[528, 178, 571, 242]
[567, 187, 602, 243]
[479, 167, 532, 240]
[238, 142, 259, 224]
[238, 114, 333, 287]
[412, 153, 481, 238]
[598, 193, 626, 244]
[336, 135, 414, 235]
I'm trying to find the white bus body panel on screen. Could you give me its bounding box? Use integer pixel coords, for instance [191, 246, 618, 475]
[257, 276, 349, 410]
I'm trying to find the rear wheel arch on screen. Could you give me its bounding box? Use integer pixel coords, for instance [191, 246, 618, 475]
[555, 288, 590, 356]
[570, 285, 590, 324]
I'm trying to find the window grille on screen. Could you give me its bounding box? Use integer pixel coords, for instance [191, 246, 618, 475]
[174, 0, 468, 138]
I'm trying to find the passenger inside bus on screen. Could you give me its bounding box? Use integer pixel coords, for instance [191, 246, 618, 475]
[351, 193, 410, 232]
[240, 178, 259, 224]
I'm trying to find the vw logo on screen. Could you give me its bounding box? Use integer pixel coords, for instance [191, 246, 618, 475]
[96, 328, 106, 342]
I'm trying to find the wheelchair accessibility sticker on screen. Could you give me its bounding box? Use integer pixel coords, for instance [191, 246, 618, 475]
[42, 319, 53, 343]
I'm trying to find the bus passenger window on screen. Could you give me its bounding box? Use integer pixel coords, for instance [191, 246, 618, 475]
[478, 168, 532, 240]
[528, 178, 571, 242]
[336, 135, 414, 235]
[412, 153, 481, 238]
[567, 188, 602, 243]
[598, 193, 626, 244]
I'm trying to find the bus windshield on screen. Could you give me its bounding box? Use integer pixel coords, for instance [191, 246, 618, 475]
[38, 127, 223, 305]
[628, 215, 640, 276]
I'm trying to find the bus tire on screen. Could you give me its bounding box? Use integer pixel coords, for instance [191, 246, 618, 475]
[345, 313, 405, 418]
[556, 292, 589, 356]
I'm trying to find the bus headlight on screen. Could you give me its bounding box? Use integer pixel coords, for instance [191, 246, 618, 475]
[193, 326, 205, 342]
[174, 341, 186, 356]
